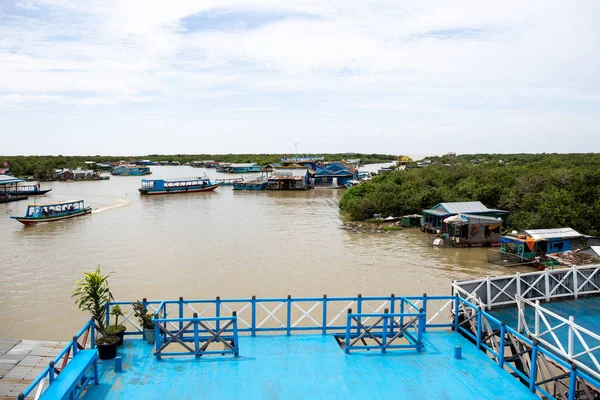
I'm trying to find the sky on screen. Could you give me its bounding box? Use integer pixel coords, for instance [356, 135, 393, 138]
[0, 0, 599, 156]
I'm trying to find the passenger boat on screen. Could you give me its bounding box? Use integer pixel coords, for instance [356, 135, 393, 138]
[0, 194, 28, 204]
[138, 178, 220, 195]
[10, 200, 92, 225]
[233, 180, 268, 190]
[1, 175, 52, 196]
[215, 178, 244, 186]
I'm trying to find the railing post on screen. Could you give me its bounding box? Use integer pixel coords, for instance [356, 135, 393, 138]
[568, 363, 577, 400]
[529, 340, 539, 392]
[389, 294, 395, 335]
[216, 296, 221, 331]
[90, 318, 95, 349]
[232, 311, 239, 356]
[573, 266, 579, 299]
[322, 295, 327, 335]
[476, 307, 482, 349]
[422, 293, 428, 332]
[568, 316, 574, 358]
[453, 296, 459, 332]
[417, 309, 425, 352]
[356, 294, 362, 336]
[516, 272, 521, 302]
[400, 297, 405, 330]
[381, 309, 389, 354]
[179, 297, 184, 332]
[105, 303, 110, 329]
[534, 300, 540, 337]
[251, 296, 256, 337]
[72, 336, 78, 356]
[517, 297, 523, 333]
[154, 317, 161, 360]
[286, 295, 292, 336]
[545, 269, 550, 302]
[486, 277, 491, 310]
[499, 322, 506, 368]
[344, 309, 352, 354]
[193, 313, 199, 358]
[49, 362, 55, 383]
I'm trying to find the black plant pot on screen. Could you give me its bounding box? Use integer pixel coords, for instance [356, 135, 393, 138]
[115, 330, 125, 346]
[97, 341, 118, 360]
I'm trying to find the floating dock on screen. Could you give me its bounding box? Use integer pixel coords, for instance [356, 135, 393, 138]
[8, 265, 600, 400]
[0, 339, 65, 399]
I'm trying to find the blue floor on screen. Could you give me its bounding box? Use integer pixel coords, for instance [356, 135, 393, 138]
[492, 297, 600, 373]
[83, 331, 536, 400]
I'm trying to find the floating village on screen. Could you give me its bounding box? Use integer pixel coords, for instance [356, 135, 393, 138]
[1, 155, 600, 400]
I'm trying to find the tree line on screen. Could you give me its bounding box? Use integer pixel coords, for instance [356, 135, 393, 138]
[339, 153, 600, 235]
[0, 153, 396, 179]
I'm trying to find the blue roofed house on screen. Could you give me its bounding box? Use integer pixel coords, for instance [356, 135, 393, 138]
[313, 162, 358, 188]
[423, 201, 509, 247]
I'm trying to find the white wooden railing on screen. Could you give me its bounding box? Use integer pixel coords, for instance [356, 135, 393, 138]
[453, 264, 600, 310]
[516, 295, 600, 381]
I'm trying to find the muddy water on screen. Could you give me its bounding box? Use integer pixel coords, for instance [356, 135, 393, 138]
[0, 165, 527, 340]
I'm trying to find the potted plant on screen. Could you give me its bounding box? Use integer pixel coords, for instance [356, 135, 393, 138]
[72, 267, 119, 360]
[106, 304, 127, 346]
[133, 301, 156, 344]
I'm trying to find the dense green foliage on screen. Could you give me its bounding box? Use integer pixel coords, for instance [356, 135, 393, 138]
[339, 153, 600, 235]
[0, 153, 395, 178]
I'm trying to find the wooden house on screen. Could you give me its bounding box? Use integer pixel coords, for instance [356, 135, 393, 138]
[313, 162, 358, 188]
[423, 201, 508, 232]
[267, 167, 310, 190]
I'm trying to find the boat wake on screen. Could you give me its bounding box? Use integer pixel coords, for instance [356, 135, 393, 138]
[92, 198, 130, 214]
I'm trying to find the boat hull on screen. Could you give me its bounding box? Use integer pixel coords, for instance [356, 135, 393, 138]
[3, 189, 52, 196]
[138, 184, 220, 195]
[233, 182, 268, 191]
[0, 195, 28, 204]
[11, 207, 92, 225]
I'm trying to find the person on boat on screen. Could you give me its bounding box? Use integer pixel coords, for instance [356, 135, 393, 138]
[68, 204, 74, 213]
[43, 208, 49, 217]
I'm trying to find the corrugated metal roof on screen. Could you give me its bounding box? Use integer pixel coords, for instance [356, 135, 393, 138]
[524, 228, 583, 240]
[0, 174, 25, 184]
[271, 168, 307, 178]
[440, 201, 492, 214]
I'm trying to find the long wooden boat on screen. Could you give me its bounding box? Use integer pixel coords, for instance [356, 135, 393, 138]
[0, 195, 28, 204]
[1, 183, 51, 196]
[138, 178, 220, 195]
[10, 200, 92, 225]
[233, 180, 268, 191]
[215, 178, 244, 186]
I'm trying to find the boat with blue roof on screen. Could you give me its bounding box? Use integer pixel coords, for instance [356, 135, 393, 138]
[10, 199, 92, 225]
[138, 177, 220, 195]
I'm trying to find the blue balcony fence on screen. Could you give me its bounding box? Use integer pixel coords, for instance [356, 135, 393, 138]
[18, 319, 95, 400]
[18, 295, 600, 400]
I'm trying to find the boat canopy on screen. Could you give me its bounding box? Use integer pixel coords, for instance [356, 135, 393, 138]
[0, 174, 25, 185]
[26, 200, 85, 217]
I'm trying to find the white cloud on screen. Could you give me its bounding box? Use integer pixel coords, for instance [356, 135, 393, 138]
[0, 0, 599, 154]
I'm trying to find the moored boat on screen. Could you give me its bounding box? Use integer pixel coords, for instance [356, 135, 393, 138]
[0, 194, 28, 204]
[215, 178, 244, 186]
[10, 200, 92, 225]
[138, 177, 220, 195]
[233, 180, 268, 190]
[1, 174, 52, 196]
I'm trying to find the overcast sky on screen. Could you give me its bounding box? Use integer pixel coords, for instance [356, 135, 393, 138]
[1, 1, 599, 156]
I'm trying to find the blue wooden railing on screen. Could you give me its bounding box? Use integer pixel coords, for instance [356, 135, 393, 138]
[152, 301, 239, 360]
[343, 310, 426, 353]
[22, 295, 600, 399]
[18, 319, 95, 400]
[107, 294, 455, 338]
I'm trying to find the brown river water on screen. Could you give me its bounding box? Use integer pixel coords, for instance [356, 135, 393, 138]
[0, 165, 528, 341]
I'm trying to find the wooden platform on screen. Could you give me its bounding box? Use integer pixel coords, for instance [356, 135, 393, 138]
[0, 338, 66, 399]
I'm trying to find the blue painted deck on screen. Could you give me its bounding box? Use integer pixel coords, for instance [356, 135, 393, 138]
[492, 296, 600, 374]
[84, 332, 535, 400]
